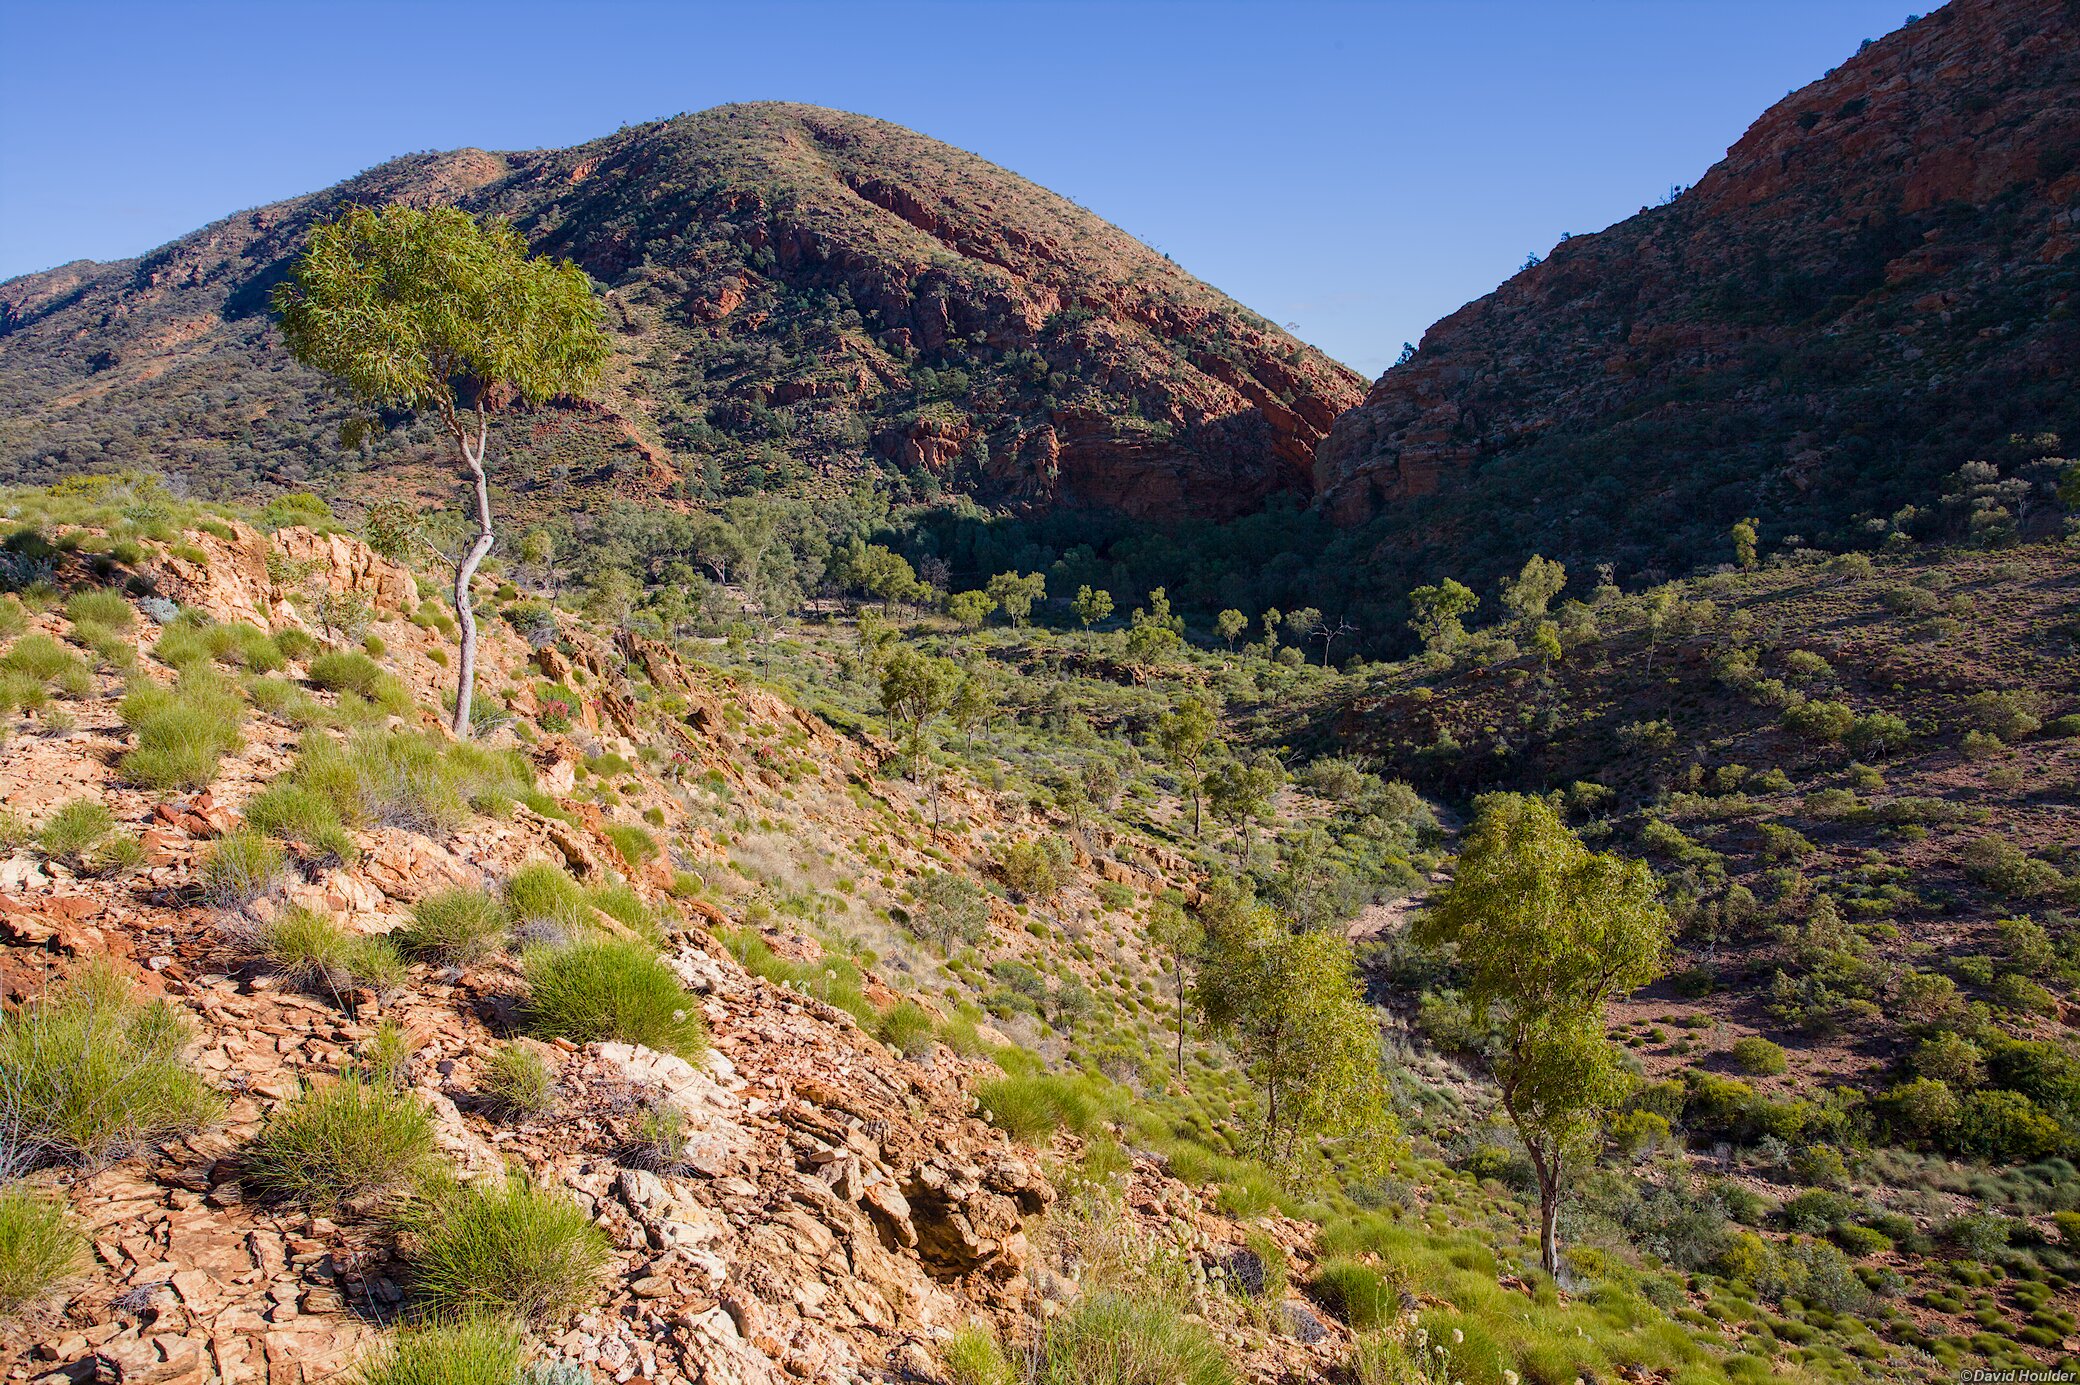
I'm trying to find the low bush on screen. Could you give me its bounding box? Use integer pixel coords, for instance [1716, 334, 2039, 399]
[309, 650, 402, 704]
[399, 888, 507, 964]
[941, 1323, 1016, 1385]
[876, 1000, 935, 1058]
[273, 627, 318, 661]
[200, 828, 289, 907]
[204, 623, 285, 673]
[522, 939, 706, 1056]
[0, 962, 222, 1166]
[349, 1317, 525, 1385]
[1, 634, 92, 698]
[0, 1185, 86, 1317]
[240, 1077, 435, 1207]
[1730, 1037, 1789, 1076]
[478, 1043, 557, 1121]
[396, 1172, 611, 1323]
[1037, 1290, 1234, 1385]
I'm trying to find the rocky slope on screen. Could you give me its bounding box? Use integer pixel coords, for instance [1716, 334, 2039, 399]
[0, 104, 1363, 522]
[1316, 0, 2080, 581]
[0, 510, 1342, 1382]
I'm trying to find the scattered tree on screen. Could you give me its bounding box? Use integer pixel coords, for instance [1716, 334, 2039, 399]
[1071, 585, 1114, 629]
[1416, 793, 1670, 1275]
[1155, 696, 1220, 835]
[1501, 554, 1567, 624]
[1147, 898, 1203, 1077]
[1407, 579, 1478, 654]
[985, 571, 1046, 627]
[1215, 608, 1248, 651]
[275, 204, 609, 737]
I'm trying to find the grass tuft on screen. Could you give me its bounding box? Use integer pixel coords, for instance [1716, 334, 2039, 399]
[241, 1077, 435, 1208]
[256, 907, 406, 1003]
[1038, 1291, 1235, 1385]
[200, 827, 289, 907]
[350, 1316, 526, 1385]
[119, 668, 246, 789]
[0, 1185, 86, 1318]
[242, 781, 357, 862]
[399, 888, 508, 964]
[35, 799, 114, 861]
[0, 961, 222, 1166]
[478, 1043, 557, 1121]
[523, 938, 706, 1056]
[396, 1172, 611, 1323]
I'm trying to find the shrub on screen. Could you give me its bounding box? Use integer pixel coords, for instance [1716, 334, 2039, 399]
[1038, 1291, 1234, 1385]
[242, 781, 356, 861]
[1311, 1258, 1397, 1329]
[0, 1186, 86, 1317]
[1962, 837, 2067, 900]
[1957, 1090, 2063, 1161]
[1782, 700, 1856, 743]
[200, 828, 289, 906]
[996, 837, 1070, 899]
[478, 1043, 557, 1121]
[399, 888, 507, 964]
[350, 1317, 525, 1385]
[240, 1077, 434, 1207]
[522, 939, 706, 1056]
[1962, 690, 2043, 742]
[1730, 1037, 1789, 1077]
[1790, 1144, 1850, 1189]
[35, 799, 114, 861]
[257, 907, 406, 1004]
[396, 1173, 611, 1323]
[0, 962, 221, 1166]
[603, 822, 658, 869]
[504, 863, 592, 939]
[119, 670, 246, 789]
[1846, 712, 1911, 758]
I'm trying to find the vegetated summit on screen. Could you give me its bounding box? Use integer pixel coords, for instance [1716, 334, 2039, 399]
[1316, 0, 2080, 585]
[0, 102, 1364, 521]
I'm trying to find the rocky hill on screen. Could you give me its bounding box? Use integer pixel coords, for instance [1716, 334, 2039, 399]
[0, 104, 1363, 523]
[1315, 0, 2080, 583]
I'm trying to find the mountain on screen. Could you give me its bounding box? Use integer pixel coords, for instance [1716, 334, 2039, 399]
[1316, 0, 2080, 582]
[0, 103, 1364, 521]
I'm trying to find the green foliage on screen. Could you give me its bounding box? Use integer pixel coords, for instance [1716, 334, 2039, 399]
[119, 668, 246, 789]
[291, 728, 533, 837]
[603, 822, 659, 869]
[65, 587, 133, 630]
[0, 633, 92, 699]
[1419, 793, 1669, 1272]
[0, 962, 221, 1166]
[1407, 578, 1478, 652]
[0, 1186, 86, 1318]
[242, 781, 357, 861]
[1729, 1037, 1788, 1077]
[200, 827, 289, 906]
[1311, 1258, 1399, 1329]
[1194, 879, 1394, 1163]
[1037, 1291, 1235, 1385]
[258, 907, 406, 1003]
[308, 650, 410, 711]
[941, 1323, 1016, 1385]
[479, 1043, 558, 1121]
[977, 1072, 1116, 1140]
[400, 888, 509, 964]
[396, 1172, 610, 1323]
[995, 836, 1071, 900]
[912, 870, 991, 951]
[349, 1318, 526, 1385]
[504, 863, 592, 937]
[240, 1076, 435, 1207]
[523, 938, 707, 1056]
[35, 799, 114, 861]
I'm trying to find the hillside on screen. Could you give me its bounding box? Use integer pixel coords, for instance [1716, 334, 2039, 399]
[0, 104, 1363, 523]
[1315, 0, 2080, 586]
[18, 476, 2080, 1383]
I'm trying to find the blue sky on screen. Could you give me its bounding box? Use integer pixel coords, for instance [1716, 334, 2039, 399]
[2, 1, 1912, 376]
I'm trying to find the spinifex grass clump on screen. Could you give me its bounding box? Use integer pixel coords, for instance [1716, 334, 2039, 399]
[242, 781, 357, 862]
[240, 1077, 434, 1207]
[504, 863, 592, 942]
[0, 962, 222, 1166]
[1037, 1291, 1236, 1385]
[349, 1317, 526, 1385]
[1, 633, 92, 703]
[34, 799, 115, 862]
[395, 1172, 610, 1323]
[200, 828, 289, 907]
[522, 939, 706, 1057]
[0, 1186, 86, 1317]
[119, 667, 246, 790]
[256, 907, 406, 1004]
[399, 888, 509, 964]
[287, 729, 534, 838]
[478, 1043, 557, 1121]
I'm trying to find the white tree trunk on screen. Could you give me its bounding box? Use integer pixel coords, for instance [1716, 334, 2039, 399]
[450, 411, 494, 740]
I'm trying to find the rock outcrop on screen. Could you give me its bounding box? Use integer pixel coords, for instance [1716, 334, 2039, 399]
[1315, 0, 2080, 577]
